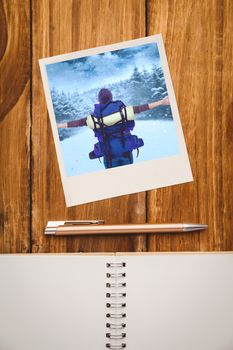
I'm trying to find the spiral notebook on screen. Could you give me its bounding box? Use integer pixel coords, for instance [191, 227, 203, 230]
[0, 253, 233, 350]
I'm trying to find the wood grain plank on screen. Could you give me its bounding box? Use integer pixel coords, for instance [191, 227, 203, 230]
[147, 0, 233, 251]
[31, 0, 147, 253]
[222, 0, 233, 250]
[0, 1, 30, 122]
[0, 0, 30, 252]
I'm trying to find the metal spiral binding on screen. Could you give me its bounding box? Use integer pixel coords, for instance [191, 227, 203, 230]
[106, 333, 126, 339]
[106, 323, 126, 329]
[106, 261, 126, 349]
[106, 263, 126, 268]
[106, 293, 126, 298]
[106, 282, 126, 288]
[106, 273, 126, 278]
[106, 313, 126, 318]
[106, 303, 126, 308]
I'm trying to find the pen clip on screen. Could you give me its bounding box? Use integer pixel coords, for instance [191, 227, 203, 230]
[63, 220, 104, 225]
[45, 220, 104, 235]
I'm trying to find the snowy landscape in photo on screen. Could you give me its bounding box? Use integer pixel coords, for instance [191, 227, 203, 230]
[61, 120, 179, 176]
[46, 42, 180, 176]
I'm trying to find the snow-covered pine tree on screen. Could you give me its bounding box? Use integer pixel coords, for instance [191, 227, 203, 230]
[127, 67, 145, 105]
[146, 64, 172, 120]
[50, 87, 65, 122]
[71, 89, 85, 120]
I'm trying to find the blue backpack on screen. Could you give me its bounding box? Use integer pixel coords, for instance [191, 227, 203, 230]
[89, 100, 144, 167]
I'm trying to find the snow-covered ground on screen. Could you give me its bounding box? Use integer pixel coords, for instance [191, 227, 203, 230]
[60, 120, 180, 176]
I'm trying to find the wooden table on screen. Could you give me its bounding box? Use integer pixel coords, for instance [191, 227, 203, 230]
[0, 0, 232, 253]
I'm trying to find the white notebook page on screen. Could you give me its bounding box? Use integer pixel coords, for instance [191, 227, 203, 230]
[0, 255, 115, 350]
[124, 253, 233, 350]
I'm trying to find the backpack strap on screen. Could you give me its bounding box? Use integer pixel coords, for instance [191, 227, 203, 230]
[91, 114, 98, 130]
[98, 109, 113, 167]
[119, 106, 128, 147]
[119, 106, 128, 123]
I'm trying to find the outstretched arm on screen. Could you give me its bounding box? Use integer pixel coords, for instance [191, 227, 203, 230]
[57, 117, 87, 128]
[148, 96, 170, 110]
[57, 122, 68, 128]
[133, 96, 170, 114]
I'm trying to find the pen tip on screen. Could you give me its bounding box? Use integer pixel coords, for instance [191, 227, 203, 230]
[184, 224, 208, 232]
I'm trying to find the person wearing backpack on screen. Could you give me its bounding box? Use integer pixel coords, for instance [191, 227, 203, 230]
[57, 88, 170, 169]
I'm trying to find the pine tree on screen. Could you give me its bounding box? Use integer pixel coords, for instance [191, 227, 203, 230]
[131, 66, 142, 85]
[127, 67, 145, 105]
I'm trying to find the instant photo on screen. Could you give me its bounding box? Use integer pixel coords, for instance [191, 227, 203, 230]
[39, 34, 193, 206]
